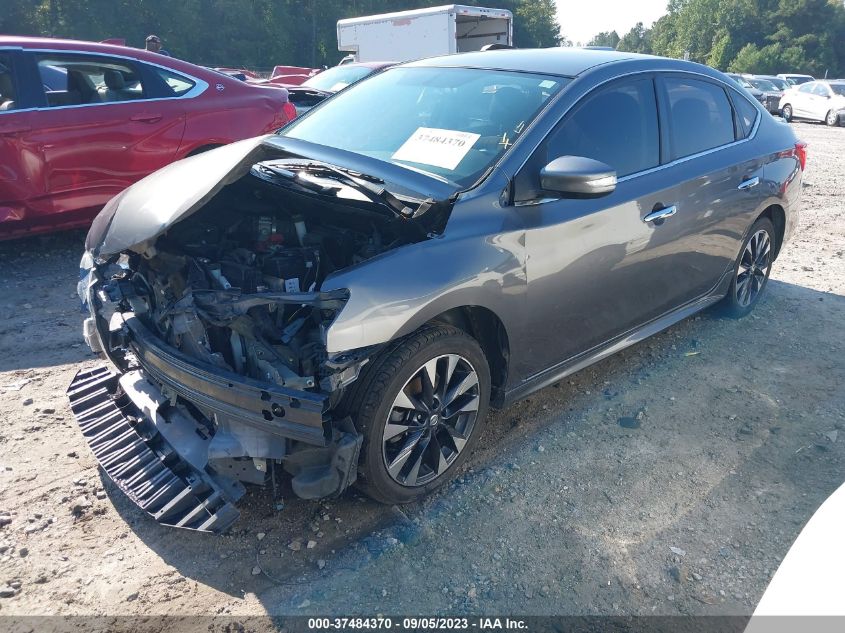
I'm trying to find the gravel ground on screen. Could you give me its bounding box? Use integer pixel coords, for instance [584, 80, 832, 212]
[0, 122, 843, 618]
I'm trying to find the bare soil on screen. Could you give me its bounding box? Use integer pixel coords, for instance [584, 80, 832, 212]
[0, 122, 842, 618]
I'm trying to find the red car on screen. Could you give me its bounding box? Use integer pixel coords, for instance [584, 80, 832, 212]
[0, 37, 296, 239]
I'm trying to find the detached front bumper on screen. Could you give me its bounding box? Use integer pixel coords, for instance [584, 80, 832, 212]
[67, 366, 243, 533]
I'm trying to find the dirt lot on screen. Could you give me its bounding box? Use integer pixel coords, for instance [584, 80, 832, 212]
[0, 121, 843, 618]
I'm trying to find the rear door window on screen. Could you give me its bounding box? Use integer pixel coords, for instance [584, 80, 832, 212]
[34, 53, 146, 107]
[664, 78, 735, 160]
[0, 52, 19, 111]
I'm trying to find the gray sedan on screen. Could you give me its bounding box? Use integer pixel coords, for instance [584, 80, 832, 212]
[72, 49, 804, 532]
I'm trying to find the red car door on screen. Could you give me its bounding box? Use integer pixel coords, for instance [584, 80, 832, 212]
[21, 51, 187, 230]
[0, 50, 35, 232]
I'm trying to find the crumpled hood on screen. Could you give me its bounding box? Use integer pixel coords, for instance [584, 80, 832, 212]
[86, 136, 274, 258]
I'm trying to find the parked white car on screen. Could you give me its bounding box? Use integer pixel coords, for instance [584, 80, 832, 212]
[779, 79, 845, 126]
[777, 73, 814, 85]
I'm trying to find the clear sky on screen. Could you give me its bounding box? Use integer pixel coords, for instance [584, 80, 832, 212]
[556, 0, 669, 46]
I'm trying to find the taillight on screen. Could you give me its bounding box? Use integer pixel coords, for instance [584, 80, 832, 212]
[794, 141, 807, 171]
[283, 101, 297, 121]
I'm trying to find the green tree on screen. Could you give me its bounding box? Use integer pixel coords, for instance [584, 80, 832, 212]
[617, 22, 652, 54]
[0, 0, 565, 68]
[587, 30, 621, 49]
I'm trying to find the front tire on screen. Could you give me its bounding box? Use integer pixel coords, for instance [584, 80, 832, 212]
[826, 109, 840, 127]
[719, 217, 775, 319]
[781, 104, 793, 122]
[345, 325, 491, 504]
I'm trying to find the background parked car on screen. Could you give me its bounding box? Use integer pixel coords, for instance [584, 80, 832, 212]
[285, 61, 395, 114]
[745, 76, 784, 113]
[752, 74, 790, 92]
[725, 72, 769, 109]
[777, 73, 814, 86]
[779, 79, 845, 126]
[0, 36, 297, 239]
[263, 65, 323, 86]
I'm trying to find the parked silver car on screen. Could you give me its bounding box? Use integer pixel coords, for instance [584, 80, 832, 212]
[71, 49, 805, 532]
[779, 79, 845, 126]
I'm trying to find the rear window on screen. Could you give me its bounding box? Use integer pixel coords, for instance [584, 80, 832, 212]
[665, 78, 735, 160]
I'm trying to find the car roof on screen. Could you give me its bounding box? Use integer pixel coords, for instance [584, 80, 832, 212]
[404, 47, 652, 77]
[0, 35, 232, 84]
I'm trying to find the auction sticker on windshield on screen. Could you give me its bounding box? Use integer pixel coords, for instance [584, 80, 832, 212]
[392, 127, 480, 170]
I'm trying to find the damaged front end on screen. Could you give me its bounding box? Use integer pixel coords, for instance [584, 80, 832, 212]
[70, 137, 451, 532]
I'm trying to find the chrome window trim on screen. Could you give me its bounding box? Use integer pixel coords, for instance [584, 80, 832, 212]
[513, 67, 764, 202]
[0, 46, 207, 115]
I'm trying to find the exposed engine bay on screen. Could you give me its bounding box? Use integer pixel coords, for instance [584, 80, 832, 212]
[106, 158, 441, 393]
[71, 156, 452, 528]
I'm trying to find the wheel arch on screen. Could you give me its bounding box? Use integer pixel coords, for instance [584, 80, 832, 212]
[423, 306, 510, 408]
[758, 204, 786, 260]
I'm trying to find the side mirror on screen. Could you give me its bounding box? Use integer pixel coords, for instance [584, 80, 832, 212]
[540, 156, 617, 198]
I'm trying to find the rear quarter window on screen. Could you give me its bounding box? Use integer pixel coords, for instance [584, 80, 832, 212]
[731, 91, 759, 138]
[153, 68, 196, 97]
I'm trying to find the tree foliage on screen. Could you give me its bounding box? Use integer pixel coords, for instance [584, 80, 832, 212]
[588, 0, 845, 76]
[587, 30, 620, 49]
[0, 0, 562, 68]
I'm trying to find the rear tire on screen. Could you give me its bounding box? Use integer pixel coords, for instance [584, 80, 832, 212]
[344, 325, 491, 504]
[826, 109, 840, 127]
[718, 217, 775, 319]
[781, 104, 793, 122]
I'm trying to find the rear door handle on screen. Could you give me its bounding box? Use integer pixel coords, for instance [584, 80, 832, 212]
[738, 176, 760, 191]
[130, 113, 163, 123]
[643, 205, 677, 223]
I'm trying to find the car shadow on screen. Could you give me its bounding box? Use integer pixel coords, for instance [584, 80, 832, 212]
[89, 278, 845, 615]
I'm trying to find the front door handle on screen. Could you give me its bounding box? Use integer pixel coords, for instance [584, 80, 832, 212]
[643, 205, 677, 223]
[130, 113, 162, 123]
[737, 176, 760, 191]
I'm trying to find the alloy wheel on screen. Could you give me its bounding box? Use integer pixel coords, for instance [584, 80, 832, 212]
[827, 110, 839, 126]
[736, 229, 772, 307]
[382, 354, 480, 487]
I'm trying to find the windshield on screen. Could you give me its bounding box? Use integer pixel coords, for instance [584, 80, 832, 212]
[303, 65, 374, 92]
[730, 76, 754, 89]
[831, 84, 845, 96]
[749, 78, 778, 92]
[765, 77, 789, 91]
[788, 76, 813, 85]
[283, 66, 568, 188]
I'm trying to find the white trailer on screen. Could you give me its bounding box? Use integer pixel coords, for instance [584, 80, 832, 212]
[336, 5, 513, 63]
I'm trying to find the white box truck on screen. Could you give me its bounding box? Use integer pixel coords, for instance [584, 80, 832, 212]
[336, 5, 513, 63]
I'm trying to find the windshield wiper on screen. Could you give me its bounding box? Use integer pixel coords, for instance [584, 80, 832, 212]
[256, 160, 435, 219]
